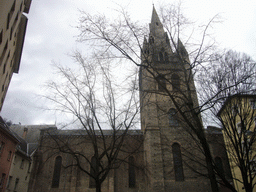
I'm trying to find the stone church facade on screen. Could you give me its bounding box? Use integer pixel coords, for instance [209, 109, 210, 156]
[26, 7, 231, 192]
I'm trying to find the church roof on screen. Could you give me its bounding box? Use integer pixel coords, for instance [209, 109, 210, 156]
[41, 128, 143, 137]
[10, 124, 57, 143]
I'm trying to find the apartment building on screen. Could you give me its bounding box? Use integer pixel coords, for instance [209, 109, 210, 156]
[0, 0, 32, 110]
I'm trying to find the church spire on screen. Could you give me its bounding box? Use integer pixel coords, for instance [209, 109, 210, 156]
[149, 6, 164, 36]
[151, 5, 161, 27]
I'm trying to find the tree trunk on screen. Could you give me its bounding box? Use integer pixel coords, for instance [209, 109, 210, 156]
[96, 180, 101, 192]
[199, 130, 220, 192]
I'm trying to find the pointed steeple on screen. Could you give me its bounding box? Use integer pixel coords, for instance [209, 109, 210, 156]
[151, 5, 161, 27]
[149, 6, 164, 36]
[143, 36, 148, 48]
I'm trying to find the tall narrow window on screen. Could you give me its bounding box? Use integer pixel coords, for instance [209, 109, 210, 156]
[7, 13, 10, 30]
[149, 36, 154, 44]
[6, 176, 12, 189]
[129, 156, 136, 188]
[169, 108, 178, 126]
[0, 142, 5, 156]
[156, 75, 166, 92]
[20, 159, 24, 169]
[171, 74, 180, 91]
[0, 173, 6, 188]
[7, 151, 12, 161]
[215, 157, 224, 177]
[51, 156, 62, 188]
[89, 156, 96, 188]
[172, 143, 184, 181]
[14, 178, 19, 190]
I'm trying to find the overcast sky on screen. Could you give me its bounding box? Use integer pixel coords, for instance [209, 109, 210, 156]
[1, 0, 256, 126]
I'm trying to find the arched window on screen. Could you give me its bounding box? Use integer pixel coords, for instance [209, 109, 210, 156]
[215, 157, 224, 177]
[172, 143, 184, 181]
[156, 75, 166, 92]
[171, 74, 180, 91]
[89, 156, 97, 188]
[128, 156, 136, 188]
[169, 108, 178, 126]
[52, 156, 62, 188]
[149, 36, 154, 44]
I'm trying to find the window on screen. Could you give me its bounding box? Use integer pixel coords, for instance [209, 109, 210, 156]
[169, 108, 178, 126]
[11, 1, 16, 12]
[20, 2, 22, 12]
[27, 162, 31, 173]
[0, 41, 8, 64]
[7, 13, 10, 30]
[7, 151, 12, 161]
[6, 176, 12, 189]
[171, 74, 180, 91]
[156, 75, 166, 92]
[20, 159, 24, 169]
[51, 156, 62, 188]
[149, 36, 154, 44]
[128, 156, 136, 188]
[10, 26, 13, 40]
[0, 173, 6, 188]
[14, 178, 19, 191]
[215, 157, 224, 177]
[172, 143, 184, 181]
[3, 62, 6, 74]
[89, 156, 96, 188]
[0, 142, 5, 155]
[159, 48, 168, 63]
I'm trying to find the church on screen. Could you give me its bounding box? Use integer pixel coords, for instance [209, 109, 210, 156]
[20, 7, 231, 192]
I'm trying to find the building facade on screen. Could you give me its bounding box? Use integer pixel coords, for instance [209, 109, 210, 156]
[5, 130, 37, 192]
[0, 0, 32, 110]
[218, 95, 256, 191]
[0, 118, 19, 192]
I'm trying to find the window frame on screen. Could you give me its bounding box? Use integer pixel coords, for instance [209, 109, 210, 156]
[128, 156, 136, 188]
[169, 108, 178, 126]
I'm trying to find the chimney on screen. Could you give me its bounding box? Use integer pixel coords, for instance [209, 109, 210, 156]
[22, 127, 28, 139]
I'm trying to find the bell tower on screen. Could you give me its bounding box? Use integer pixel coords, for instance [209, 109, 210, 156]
[140, 6, 211, 192]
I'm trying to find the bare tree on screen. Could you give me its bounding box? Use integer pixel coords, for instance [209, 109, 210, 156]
[38, 51, 142, 192]
[198, 50, 256, 192]
[75, 3, 249, 191]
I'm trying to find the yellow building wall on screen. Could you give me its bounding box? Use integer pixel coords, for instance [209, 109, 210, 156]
[220, 96, 256, 192]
